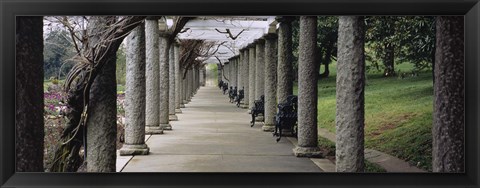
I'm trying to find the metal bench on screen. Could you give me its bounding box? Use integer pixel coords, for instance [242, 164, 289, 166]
[218, 80, 224, 89]
[222, 82, 228, 95]
[250, 95, 265, 127]
[273, 95, 298, 142]
[235, 87, 244, 107]
[228, 86, 237, 103]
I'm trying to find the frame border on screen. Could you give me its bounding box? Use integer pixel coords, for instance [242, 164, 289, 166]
[1, 0, 478, 187]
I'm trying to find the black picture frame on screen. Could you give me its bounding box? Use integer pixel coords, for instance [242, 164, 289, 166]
[1, 0, 479, 187]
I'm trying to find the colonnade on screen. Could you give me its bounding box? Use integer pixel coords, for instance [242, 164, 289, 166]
[119, 19, 205, 156]
[219, 16, 322, 157]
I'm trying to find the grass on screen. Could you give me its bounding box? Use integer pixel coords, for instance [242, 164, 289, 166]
[295, 61, 433, 172]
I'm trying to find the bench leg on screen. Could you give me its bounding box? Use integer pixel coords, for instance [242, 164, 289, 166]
[250, 112, 256, 127]
[276, 123, 283, 142]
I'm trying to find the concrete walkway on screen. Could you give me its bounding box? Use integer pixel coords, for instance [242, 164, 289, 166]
[118, 86, 324, 172]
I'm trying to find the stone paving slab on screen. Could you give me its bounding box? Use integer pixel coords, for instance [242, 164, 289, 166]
[120, 86, 323, 172]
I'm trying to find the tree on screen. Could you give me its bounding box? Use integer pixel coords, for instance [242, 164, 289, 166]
[292, 16, 338, 79]
[432, 16, 464, 172]
[85, 16, 118, 172]
[365, 16, 435, 76]
[49, 16, 146, 172]
[316, 16, 338, 78]
[365, 16, 397, 76]
[16, 16, 45, 172]
[43, 29, 76, 79]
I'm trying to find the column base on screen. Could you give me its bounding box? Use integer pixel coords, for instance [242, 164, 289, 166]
[241, 104, 249, 109]
[160, 123, 172, 130]
[119, 143, 149, 156]
[262, 124, 275, 132]
[293, 146, 324, 158]
[175, 108, 182, 113]
[169, 114, 178, 121]
[145, 126, 164, 135]
[180, 104, 185, 108]
[255, 116, 264, 122]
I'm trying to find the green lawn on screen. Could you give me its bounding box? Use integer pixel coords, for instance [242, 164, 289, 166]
[294, 62, 433, 171]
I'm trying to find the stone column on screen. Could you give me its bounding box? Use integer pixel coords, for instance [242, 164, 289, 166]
[276, 16, 294, 104]
[182, 66, 188, 105]
[293, 16, 322, 157]
[248, 44, 256, 112]
[16, 16, 44, 172]
[174, 43, 182, 113]
[229, 62, 233, 87]
[120, 24, 149, 156]
[85, 17, 118, 171]
[234, 58, 238, 87]
[238, 56, 242, 89]
[187, 68, 192, 101]
[159, 34, 172, 130]
[237, 57, 240, 88]
[263, 34, 278, 132]
[336, 16, 366, 172]
[432, 16, 465, 173]
[217, 63, 222, 86]
[144, 19, 163, 134]
[241, 48, 250, 108]
[180, 65, 186, 108]
[195, 67, 199, 91]
[169, 44, 178, 121]
[200, 65, 205, 86]
[255, 39, 265, 101]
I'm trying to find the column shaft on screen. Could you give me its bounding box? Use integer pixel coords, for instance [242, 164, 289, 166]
[276, 17, 294, 104]
[293, 16, 322, 157]
[145, 19, 162, 134]
[336, 16, 366, 172]
[168, 44, 178, 121]
[248, 45, 256, 111]
[263, 34, 278, 132]
[120, 24, 149, 156]
[242, 49, 250, 108]
[159, 35, 172, 130]
[174, 44, 183, 113]
[255, 40, 265, 101]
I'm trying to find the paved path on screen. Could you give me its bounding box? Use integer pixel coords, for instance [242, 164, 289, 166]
[118, 86, 324, 172]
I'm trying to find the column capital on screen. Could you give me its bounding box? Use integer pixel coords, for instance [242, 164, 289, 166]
[146, 16, 162, 20]
[159, 31, 172, 38]
[247, 43, 256, 49]
[254, 38, 265, 45]
[262, 33, 278, 40]
[276, 16, 295, 23]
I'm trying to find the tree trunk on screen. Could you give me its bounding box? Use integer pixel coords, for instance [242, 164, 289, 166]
[319, 38, 334, 79]
[49, 16, 146, 172]
[432, 16, 464, 173]
[16, 16, 44, 172]
[383, 42, 395, 77]
[336, 16, 366, 172]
